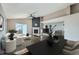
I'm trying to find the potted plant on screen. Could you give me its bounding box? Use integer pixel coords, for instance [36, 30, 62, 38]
[8, 29, 17, 33]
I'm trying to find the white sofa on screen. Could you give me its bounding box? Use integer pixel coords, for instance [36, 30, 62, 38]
[14, 34, 25, 46]
[63, 40, 79, 55]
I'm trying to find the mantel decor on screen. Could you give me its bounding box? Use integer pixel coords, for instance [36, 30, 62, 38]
[0, 14, 4, 30]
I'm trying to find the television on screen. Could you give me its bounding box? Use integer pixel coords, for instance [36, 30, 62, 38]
[43, 29, 49, 33]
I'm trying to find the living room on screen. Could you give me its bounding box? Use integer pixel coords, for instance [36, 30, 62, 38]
[0, 3, 79, 55]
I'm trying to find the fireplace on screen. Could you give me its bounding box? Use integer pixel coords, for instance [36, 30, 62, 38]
[33, 27, 40, 36]
[34, 29, 38, 33]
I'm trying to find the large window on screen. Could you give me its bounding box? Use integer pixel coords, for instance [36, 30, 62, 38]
[15, 23, 27, 35]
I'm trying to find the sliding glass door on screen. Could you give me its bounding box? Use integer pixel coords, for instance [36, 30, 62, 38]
[15, 23, 27, 35]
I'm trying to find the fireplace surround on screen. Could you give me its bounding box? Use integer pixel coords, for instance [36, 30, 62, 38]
[33, 27, 40, 36]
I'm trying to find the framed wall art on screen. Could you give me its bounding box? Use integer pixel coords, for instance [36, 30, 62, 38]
[0, 14, 4, 30]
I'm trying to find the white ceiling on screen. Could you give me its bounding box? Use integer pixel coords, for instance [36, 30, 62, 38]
[1, 3, 71, 19]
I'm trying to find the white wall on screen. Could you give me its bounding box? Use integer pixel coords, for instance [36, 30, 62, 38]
[64, 13, 79, 41]
[42, 13, 79, 41]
